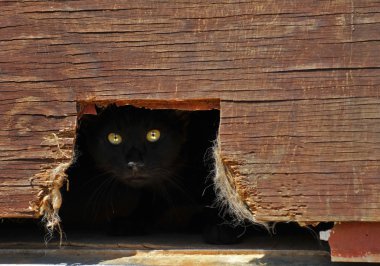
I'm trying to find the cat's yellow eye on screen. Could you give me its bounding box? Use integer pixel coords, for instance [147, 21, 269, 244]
[107, 133, 122, 145]
[146, 129, 160, 142]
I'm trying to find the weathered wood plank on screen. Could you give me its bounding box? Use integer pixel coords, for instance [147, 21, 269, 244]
[0, 0, 379, 223]
[220, 98, 380, 221]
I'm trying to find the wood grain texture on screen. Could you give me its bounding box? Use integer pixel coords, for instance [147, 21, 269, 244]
[0, 0, 379, 222]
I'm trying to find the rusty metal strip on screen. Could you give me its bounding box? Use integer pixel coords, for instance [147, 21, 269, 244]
[329, 222, 380, 263]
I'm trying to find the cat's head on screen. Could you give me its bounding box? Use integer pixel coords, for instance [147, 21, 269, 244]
[79, 105, 189, 187]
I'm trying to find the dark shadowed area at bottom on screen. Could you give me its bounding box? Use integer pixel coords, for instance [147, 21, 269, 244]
[0, 219, 367, 265]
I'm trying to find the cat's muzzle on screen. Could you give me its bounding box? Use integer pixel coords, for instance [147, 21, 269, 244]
[127, 161, 144, 173]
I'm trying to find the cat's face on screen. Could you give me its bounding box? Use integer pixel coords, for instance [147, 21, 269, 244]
[80, 105, 187, 187]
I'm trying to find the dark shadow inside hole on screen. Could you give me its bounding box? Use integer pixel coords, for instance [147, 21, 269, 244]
[60, 104, 245, 243]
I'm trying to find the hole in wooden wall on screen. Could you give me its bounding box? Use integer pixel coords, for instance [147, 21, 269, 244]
[59, 100, 245, 243]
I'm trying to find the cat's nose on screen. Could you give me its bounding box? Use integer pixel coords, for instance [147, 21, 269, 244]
[126, 147, 143, 164]
[127, 161, 143, 172]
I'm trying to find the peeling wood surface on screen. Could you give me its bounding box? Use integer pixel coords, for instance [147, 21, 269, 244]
[0, 0, 380, 222]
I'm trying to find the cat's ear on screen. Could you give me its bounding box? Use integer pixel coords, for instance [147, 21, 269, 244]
[78, 104, 119, 134]
[77, 113, 103, 139]
[96, 103, 118, 116]
[95, 104, 104, 114]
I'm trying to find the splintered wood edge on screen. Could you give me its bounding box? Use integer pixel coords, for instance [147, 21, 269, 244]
[212, 139, 261, 227]
[77, 98, 221, 117]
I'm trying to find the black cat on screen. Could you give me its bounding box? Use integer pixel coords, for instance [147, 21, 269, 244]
[60, 104, 242, 244]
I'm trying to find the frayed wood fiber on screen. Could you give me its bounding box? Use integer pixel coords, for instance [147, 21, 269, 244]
[29, 132, 73, 244]
[30, 162, 69, 244]
[211, 139, 268, 230]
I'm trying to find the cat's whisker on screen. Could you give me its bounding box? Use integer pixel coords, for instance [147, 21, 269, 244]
[143, 169, 179, 204]
[202, 183, 215, 197]
[77, 170, 114, 191]
[85, 176, 116, 220]
[96, 177, 118, 216]
[155, 182, 174, 206]
[150, 168, 196, 204]
[90, 184, 115, 221]
[84, 175, 113, 206]
[104, 178, 119, 219]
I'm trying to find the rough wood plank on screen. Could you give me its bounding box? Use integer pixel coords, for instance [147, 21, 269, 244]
[220, 98, 380, 221]
[0, 0, 379, 224]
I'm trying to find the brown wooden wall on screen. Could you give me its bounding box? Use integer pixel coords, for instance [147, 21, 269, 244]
[0, 0, 379, 222]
